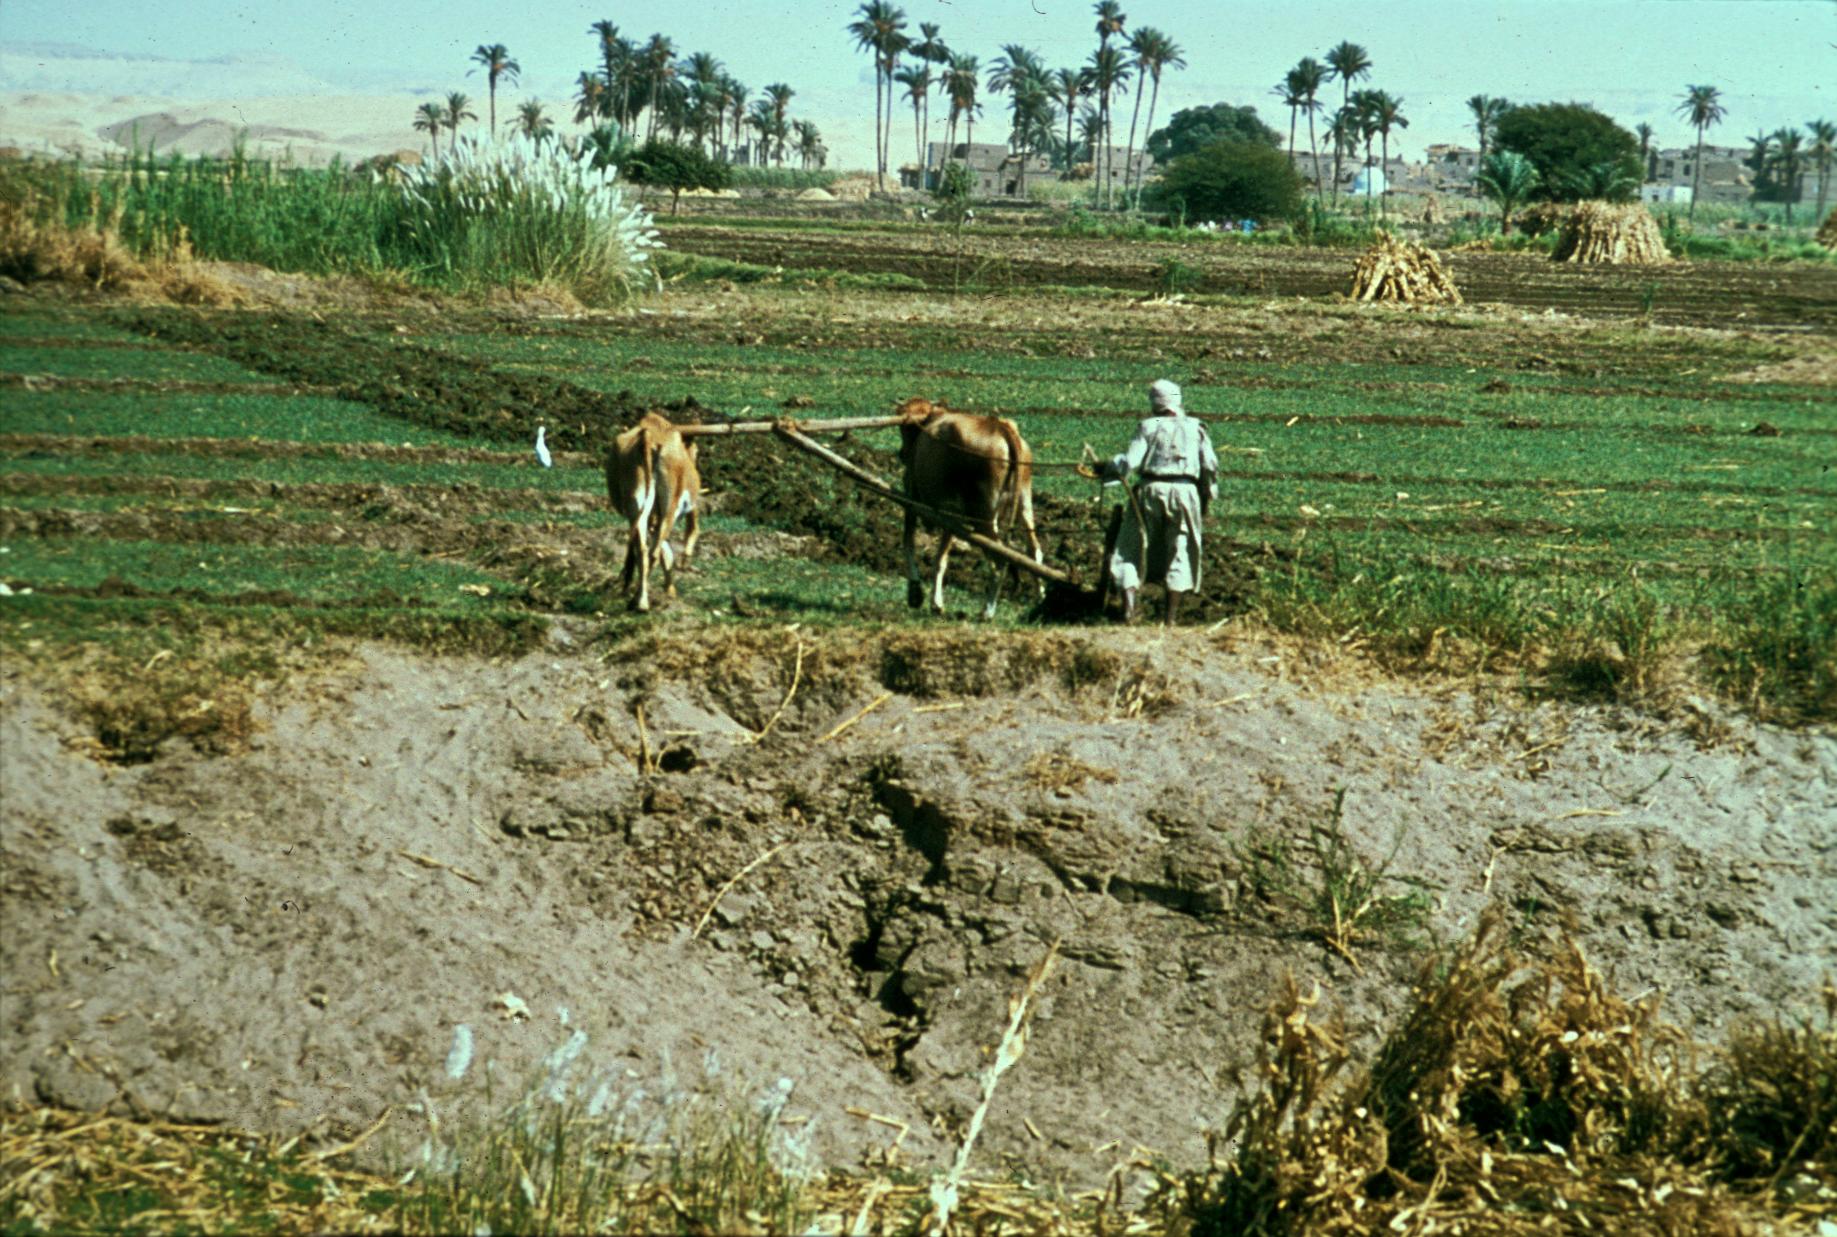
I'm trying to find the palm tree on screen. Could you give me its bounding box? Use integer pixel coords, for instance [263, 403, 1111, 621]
[1326, 105, 1358, 205]
[1634, 121, 1657, 182]
[1349, 89, 1381, 214]
[1127, 32, 1185, 205]
[1467, 94, 1509, 161]
[746, 99, 775, 166]
[794, 119, 826, 170]
[413, 102, 446, 159]
[444, 92, 477, 151]
[848, 2, 909, 192]
[588, 21, 621, 118]
[1325, 41, 1372, 134]
[469, 44, 520, 137]
[728, 83, 751, 161]
[515, 100, 554, 145]
[1076, 105, 1104, 169]
[1092, 1, 1128, 206]
[1119, 28, 1173, 207]
[1477, 151, 1538, 234]
[945, 52, 982, 161]
[895, 63, 931, 168]
[1675, 84, 1726, 222]
[641, 35, 676, 142]
[1291, 57, 1326, 202]
[582, 123, 623, 171]
[1049, 67, 1091, 180]
[914, 23, 948, 170]
[1369, 91, 1407, 219]
[682, 53, 724, 153]
[988, 45, 1044, 197]
[1808, 119, 1835, 221]
[1087, 44, 1130, 207]
[1275, 70, 1303, 162]
[574, 72, 606, 127]
[765, 83, 795, 167]
[1769, 127, 1805, 222]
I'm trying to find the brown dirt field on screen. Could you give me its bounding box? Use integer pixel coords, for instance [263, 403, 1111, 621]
[662, 226, 1837, 329]
[4, 630, 1832, 1185]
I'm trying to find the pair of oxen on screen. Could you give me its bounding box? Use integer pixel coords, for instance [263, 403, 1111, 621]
[604, 398, 1041, 616]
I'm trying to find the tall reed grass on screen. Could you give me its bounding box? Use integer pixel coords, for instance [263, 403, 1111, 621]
[0, 136, 659, 303]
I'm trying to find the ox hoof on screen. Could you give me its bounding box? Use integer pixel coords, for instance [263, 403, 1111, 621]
[906, 580, 925, 609]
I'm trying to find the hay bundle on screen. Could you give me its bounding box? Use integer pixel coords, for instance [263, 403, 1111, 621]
[1552, 200, 1672, 264]
[1817, 208, 1837, 250]
[1349, 232, 1462, 304]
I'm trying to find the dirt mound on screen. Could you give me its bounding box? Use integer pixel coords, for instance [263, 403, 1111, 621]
[1349, 233, 1462, 305]
[1553, 200, 1673, 265]
[3, 632, 1832, 1189]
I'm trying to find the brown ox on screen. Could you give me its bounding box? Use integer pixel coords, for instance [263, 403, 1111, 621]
[605, 412, 702, 612]
[895, 397, 1044, 618]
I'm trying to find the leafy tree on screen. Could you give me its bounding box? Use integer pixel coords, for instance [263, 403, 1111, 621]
[413, 102, 446, 159]
[1476, 150, 1539, 233]
[1675, 84, 1726, 222]
[1146, 102, 1280, 164]
[1494, 102, 1641, 203]
[1151, 140, 1303, 222]
[1809, 119, 1835, 221]
[623, 138, 731, 214]
[469, 44, 520, 137]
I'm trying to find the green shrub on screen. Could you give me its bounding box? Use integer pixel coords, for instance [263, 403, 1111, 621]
[622, 140, 733, 215]
[1494, 102, 1643, 204]
[1150, 141, 1303, 224]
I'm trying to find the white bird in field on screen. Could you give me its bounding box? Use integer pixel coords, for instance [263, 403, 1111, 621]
[534, 424, 553, 468]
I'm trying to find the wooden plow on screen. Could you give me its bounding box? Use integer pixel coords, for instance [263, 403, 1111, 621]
[669, 412, 1093, 604]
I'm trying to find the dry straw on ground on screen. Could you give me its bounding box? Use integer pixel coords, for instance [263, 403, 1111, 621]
[1552, 200, 1674, 265]
[1166, 912, 1835, 1236]
[1348, 233, 1463, 305]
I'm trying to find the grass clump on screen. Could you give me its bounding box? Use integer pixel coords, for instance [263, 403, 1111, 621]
[1169, 913, 1837, 1236]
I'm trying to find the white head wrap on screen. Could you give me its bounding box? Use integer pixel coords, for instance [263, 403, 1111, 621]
[1149, 379, 1183, 415]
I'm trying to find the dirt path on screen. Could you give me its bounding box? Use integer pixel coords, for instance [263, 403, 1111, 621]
[4, 629, 1831, 1183]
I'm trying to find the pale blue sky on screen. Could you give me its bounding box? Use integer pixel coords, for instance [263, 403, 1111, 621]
[2, 1, 1829, 164]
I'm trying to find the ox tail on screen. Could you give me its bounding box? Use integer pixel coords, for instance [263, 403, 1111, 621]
[993, 417, 1027, 538]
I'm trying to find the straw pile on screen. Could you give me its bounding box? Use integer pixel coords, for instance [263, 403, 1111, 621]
[1817, 209, 1837, 251]
[1348, 232, 1462, 304]
[1552, 200, 1673, 264]
[1169, 912, 1837, 1236]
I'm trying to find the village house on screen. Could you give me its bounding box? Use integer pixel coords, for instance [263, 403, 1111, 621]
[901, 141, 1152, 198]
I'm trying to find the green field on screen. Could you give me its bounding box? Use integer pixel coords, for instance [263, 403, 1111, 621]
[1, 268, 1832, 719]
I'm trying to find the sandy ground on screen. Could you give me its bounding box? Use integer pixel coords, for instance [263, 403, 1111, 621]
[2, 627, 1833, 1184]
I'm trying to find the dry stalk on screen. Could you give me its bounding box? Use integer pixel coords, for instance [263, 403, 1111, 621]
[926, 940, 1060, 1234]
[1349, 232, 1462, 304]
[821, 691, 892, 743]
[751, 633, 805, 743]
[690, 842, 789, 939]
[1552, 200, 1673, 264]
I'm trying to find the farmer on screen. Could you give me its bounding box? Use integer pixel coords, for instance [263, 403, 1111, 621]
[1103, 379, 1218, 624]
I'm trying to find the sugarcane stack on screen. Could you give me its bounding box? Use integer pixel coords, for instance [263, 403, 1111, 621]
[1349, 232, 1463, 305]
[1551, 200, 1672, 264]
[1817, 208, 1837, 251]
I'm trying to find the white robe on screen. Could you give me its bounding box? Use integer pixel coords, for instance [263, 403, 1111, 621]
[1107, 413, 1219, 593]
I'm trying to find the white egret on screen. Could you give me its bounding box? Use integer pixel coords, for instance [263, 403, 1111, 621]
[534, 425, 553, 468]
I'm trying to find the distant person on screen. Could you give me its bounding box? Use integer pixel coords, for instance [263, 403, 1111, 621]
[1103, 379, 1218, 624]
